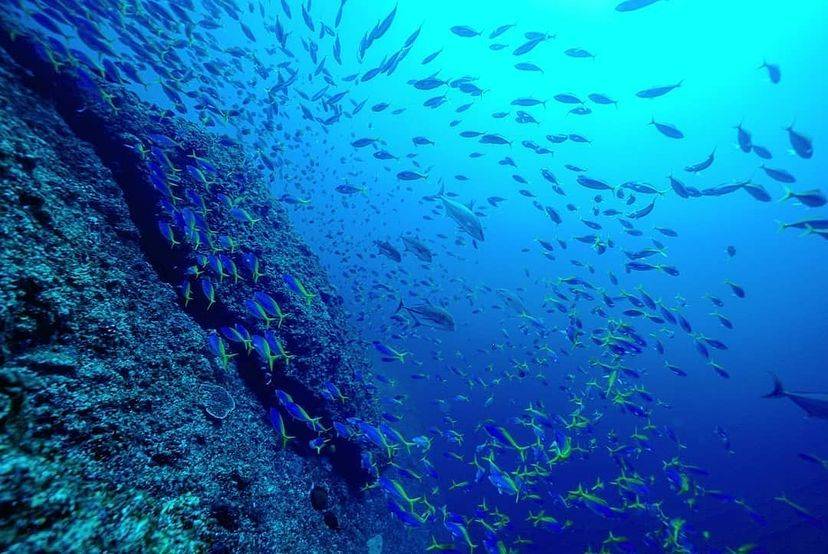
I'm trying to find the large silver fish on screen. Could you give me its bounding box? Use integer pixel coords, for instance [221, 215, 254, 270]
[436, 186, 484, 243]
[497, 288, 528, 315]
[401, 236, 433, 262]
[764, 374, 828, 419]
[396, 299, 455, 331]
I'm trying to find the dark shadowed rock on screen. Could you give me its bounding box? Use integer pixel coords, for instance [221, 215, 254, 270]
[310, 484, 330, 511]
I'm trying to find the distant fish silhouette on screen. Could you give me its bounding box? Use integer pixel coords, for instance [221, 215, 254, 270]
[764, 373, 828, 419]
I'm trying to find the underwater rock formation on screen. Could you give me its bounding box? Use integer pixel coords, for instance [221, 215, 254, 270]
[0, 29, 414, 553]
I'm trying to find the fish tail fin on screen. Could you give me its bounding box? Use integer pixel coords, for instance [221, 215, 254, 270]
[310, 416, 324, 432]
[516, 444, 529, 461]
[763, 372, 785, 398]
[395, 299, 406, 313]
[780, 187, 793, 203]
[533, 436, 544, 450]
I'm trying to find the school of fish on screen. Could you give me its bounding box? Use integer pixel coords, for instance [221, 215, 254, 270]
[5, 0, 826, 553]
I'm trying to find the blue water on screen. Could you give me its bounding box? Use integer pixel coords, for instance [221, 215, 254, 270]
[9, 0, 828, 551]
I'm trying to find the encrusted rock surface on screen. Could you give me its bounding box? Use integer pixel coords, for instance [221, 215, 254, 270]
[0, 30, 413, 553]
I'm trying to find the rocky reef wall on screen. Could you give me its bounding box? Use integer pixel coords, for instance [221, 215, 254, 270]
[0, 26, 410, 554]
